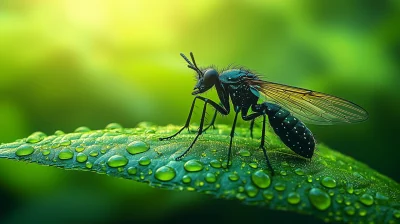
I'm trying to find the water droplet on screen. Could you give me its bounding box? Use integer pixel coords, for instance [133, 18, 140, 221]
[58, 148, 74, 160]
[308, 188, 331, 211]
[228, 172, 239, 181]
[346, 184, 354, 194]
[358, 208, 367, 216]
[251, 170, 271, 189]
[281, 161, 289, 167]
[182, 175, 191, 184]
[375, 192, 388, 204]
[126, 141, 150, 155]
[321, 177, 337, 188]
[263, 190, 274, 200]
[127, 167, 137, 175]
[155, 166, 176, 181]
[89, 150, 98, 157]
[344, 206, 355, 215]
[85, 161, 93, 169]
[246, 185, 259, 197]
[184, 160, 203, 172]
[307, 175, 313, 183]
[280, 170, 287, 176]
[26, 132, 46, 143]
[394, 210, 400, 219]
[239, 149, 251, 157]
[248, 162, 258, 169]
[138, 156, 151, 166]
[75, 126, 91, 133]
[54, 130, 65, 136]
[41, 149, 50, 156]
[60, 140, 71, 146]
[76, 152, 88, 162]
[294, 168, 305, 176]
[287, 192, 301, 205]
[236, 193, 246, 200]
[16, 145, 35, 156]
[107, 155, 129, 167]
[209, 159, 221, 168]
[335, 195, 344, 204]
[205, 173, 216, 183]
[274, 182, 286, 192]
[359, 193, 374, 206]
[106, 123, 123, 129]
[75, 146, 85, 152]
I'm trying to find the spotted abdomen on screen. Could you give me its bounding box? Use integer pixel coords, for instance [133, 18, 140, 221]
[265, 103, 315, 158]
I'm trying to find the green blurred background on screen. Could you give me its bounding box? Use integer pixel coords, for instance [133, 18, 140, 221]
[0, 0, 399, 223]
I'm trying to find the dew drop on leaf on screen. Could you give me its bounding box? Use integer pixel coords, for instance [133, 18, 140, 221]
[251, 170, 271, 189]
[76, 153, 88, 163]
[58, 148, 74, 160]
[15, 144, 34, 156]
[107, 155, 129, 167]
[308, 188, 331, 211]
[321, 177, 337, 188]
[154, 166, 176, 181]
[138, 156, 151, 166]
[126, 141, 149, 155]
[287, 192, 301, 205]
[184, 160, 203, 172]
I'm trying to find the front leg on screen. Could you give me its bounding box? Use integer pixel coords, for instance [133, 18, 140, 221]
[172, 96, 229, 160]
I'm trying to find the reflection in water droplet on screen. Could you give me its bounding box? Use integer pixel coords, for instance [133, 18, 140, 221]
[308, 188, 331, 211]
[126, 141, 150, 155]
[274, 182, 286, 192]
[138, 156, 151, 166]
[209, 159, 221, 168]
[127, 167, 137, 175]
[359, 193, 374, 206]
[239, 149, 251, 157]
[321, 177, 337, 188]
[287, 192, 301, 205]
[155, 166, 176, 181]
[58, 148, 74, 160]
[16, 145, 35, 156]
[184, 160, 203, 172]
[251, 170, 271, 189]
[182, 175, 191, 184]
[205, 173, 217, 183]
[246, 185, 259, 197]
[294, 168, 305, 176]
[107, 155, 129, 167]
[76, 153, 88, 162]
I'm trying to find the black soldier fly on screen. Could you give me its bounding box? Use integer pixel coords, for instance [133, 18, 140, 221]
[160, 52, 368, 175]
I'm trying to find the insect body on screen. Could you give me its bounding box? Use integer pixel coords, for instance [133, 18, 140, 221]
[160, 52, 368, 175]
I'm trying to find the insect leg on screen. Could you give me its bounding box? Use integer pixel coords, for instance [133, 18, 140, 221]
[175, 99, 208, 160]
[203, 109, 217, 132]
[175, 97, 229, 160]
[249, 119, 255, 139]
[227, 108, 240, 166]
[260, 113, 274, 175]
[159, 97, 200, 141]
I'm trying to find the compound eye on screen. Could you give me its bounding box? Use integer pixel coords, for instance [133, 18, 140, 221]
[203, 69, 219, 87]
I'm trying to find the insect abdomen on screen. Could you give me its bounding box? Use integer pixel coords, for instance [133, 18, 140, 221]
[266, 103, 315, 158]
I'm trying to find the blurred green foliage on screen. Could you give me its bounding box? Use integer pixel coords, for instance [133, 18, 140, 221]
[0, 0, 399, 223]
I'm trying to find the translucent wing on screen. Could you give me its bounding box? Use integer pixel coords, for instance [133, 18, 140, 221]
[247, 79, 368, 125]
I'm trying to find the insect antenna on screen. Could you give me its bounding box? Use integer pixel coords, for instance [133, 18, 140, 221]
[180, 52, 203, 79]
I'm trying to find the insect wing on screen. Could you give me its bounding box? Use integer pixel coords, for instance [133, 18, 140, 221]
[248, 80, 368, 125]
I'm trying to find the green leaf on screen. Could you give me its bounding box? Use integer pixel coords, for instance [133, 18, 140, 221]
[0, 122, 399, 223]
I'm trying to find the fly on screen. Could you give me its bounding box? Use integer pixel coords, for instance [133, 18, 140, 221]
[160, 52, 368, 175]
